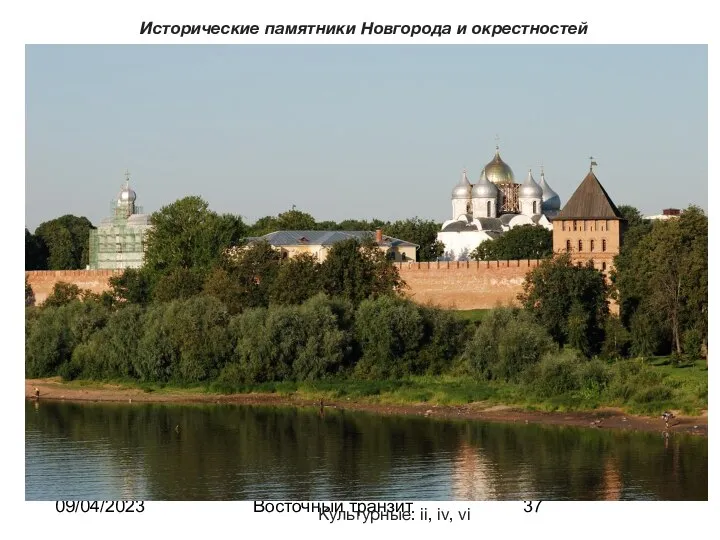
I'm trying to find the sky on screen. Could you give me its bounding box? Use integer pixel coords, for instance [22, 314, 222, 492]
[25, 45, 707, 231]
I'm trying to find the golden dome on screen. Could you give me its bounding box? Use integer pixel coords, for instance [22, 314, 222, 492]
[483, 149, 515, 185]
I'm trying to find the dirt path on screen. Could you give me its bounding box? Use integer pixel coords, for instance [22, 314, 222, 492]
[26, 378, 708, 436]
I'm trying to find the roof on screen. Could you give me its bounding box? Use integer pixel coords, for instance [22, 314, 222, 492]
[553, 170, 624, 220]
[250, 230, 419, 248]
[441, 221, 480, 232]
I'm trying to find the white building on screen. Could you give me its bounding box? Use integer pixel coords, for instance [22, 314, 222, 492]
[438, 146, 559, 260]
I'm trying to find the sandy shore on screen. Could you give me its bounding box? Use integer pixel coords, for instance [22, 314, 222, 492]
[26, 378, 708, 436]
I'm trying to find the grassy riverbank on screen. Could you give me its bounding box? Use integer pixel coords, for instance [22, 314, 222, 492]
[36, 357, 707, 417]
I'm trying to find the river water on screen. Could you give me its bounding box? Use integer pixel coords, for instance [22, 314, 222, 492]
[25, 400, 707, 501]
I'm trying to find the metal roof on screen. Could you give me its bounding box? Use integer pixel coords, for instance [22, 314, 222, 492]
[251, 230, 418, 247]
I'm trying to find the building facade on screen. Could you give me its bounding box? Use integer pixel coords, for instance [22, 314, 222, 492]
[551, 166, 624, 273]
[438, 145, 560, 260]
[88, 174, 151, 270]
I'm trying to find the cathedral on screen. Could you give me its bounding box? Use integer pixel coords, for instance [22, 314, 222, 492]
[438, 145, 561, 260]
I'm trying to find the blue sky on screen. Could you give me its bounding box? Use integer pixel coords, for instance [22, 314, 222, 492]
[25, 45, 707, 230]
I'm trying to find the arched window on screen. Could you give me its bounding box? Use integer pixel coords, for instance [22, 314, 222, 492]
[533, 201, 537, 214]
[602, 239, 607, 252]
[566, 240, 571, 252]
[602, 262, 607, 271]
[590, 239, 595, 252]
[487, 200, 491, 217]
[578, 240, 583, 252]
[466, 202, 471, 214]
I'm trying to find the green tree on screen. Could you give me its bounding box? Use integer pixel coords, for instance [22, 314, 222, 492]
[25, 276, 35, 307]
[353, 295, 425, 379]
[25, 228, 48, 270]
[144, 196, 245, 277]
[462, 308, 554, 381]
[153, 267, 204, 303]
[322, 238, 404, 305]
[384, 218, 444, 262]
[221, 241, 283, 309]
[269, 253, 323, 305]
[336, 218, 386, 231]
[34, 215, 94, 270]
[108, 268, 153, 305]
[276, 208, 317, 230]
[44, 282, 81, 308]
[617, 205, 647, 229]
[519, 254, 609, 351]
[616, 207, 707, 355]
[471, 225, 552, 261]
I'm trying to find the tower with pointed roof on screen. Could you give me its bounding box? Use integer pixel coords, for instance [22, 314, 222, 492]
[551, 162, 625, 273]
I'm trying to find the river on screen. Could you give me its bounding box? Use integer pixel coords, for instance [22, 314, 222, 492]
[25, 400, 707, 501]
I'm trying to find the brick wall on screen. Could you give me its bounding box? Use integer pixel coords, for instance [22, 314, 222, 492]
[395, 260, 539, 310]
[26, 261, 538, 310]
[26, 270, 121, 305]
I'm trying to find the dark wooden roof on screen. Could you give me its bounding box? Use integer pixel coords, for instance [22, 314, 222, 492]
[553, 170, 624, 220]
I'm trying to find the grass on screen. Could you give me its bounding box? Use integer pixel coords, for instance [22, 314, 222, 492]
[48, 357, 707, 416]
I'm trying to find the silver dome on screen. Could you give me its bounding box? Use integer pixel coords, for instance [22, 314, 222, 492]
[519, 170, 543, 199]
[471, 170, 498, 199]
[451, 170, 473, 199]
[538, 169, 561, 210]
[117, 180, 137, 203]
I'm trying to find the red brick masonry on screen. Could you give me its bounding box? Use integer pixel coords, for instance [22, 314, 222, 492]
[26, 261, 538, 310]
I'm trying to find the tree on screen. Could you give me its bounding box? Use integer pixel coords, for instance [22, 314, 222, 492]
[219, 241, 283, 310]
[108, 268, 153, 305]
[25, 228, 48, 270]
[153, 267, 204, 302]
[616, 207, 707, 355]
[617, 205, 647, 229]
[269, 253, 323, 305]
[44, 282, 81, 308]
[519, 254, 609, 352]
[25, 276, 35, 307]
[471, 225, 552, 261]
[34, 215, 94, 270]
[276, 209, 317, 231]
[384, 218, 445, 262]
[144, 196, 245, 278]
[322, 238, 404, 305]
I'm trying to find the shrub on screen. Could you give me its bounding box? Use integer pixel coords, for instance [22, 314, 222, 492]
[527, 349, 583, 397]
[353, 295, 424, 379]
[463, 308, 554, 381]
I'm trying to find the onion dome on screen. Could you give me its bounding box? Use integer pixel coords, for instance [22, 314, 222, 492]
[117, 172, 136, 203]
[471, 169, 498, 198]
[483, 147, 515, 184]
[538, 168, 561, 210]
[452, 169, 473, 199]
[519, 169, 543, 199]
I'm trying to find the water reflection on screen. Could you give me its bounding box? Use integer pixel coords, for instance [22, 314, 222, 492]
[25, 401, 707, 501]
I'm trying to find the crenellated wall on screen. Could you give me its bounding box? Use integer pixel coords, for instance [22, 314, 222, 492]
[26, 261, 538, 310]
[26, 270, 121, 305]
[395, 260, 539, 310]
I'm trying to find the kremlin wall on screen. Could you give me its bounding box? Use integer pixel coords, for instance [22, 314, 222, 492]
[25, 261, 537, 309]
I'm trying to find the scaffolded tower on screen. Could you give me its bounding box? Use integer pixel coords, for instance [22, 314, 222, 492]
[88, 171, 151, 270]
